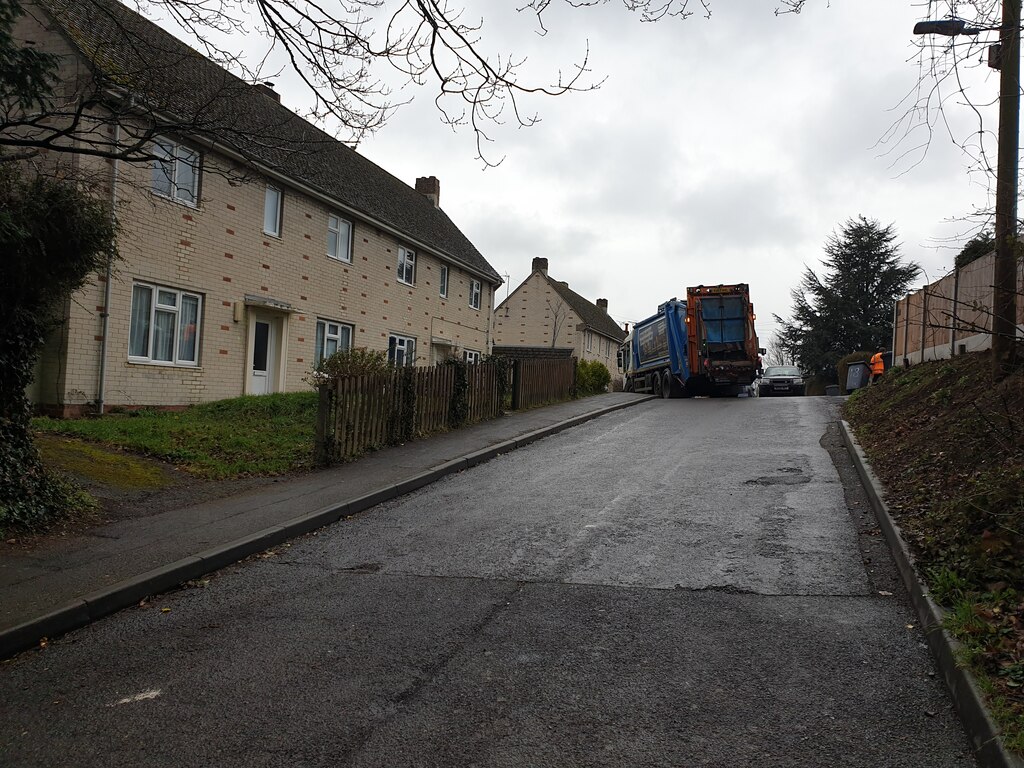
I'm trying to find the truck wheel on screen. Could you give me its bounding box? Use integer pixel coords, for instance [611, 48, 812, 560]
[652, 372, 663, 397]
[661, 370, 673, 399]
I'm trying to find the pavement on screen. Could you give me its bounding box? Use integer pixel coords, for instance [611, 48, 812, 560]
[0, 392, 653, 660]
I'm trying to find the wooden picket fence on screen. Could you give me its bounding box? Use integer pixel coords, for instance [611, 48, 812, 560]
[316, 362, 496, 462]
[512, 358, 576, 410]
[314, 357, 579, 464]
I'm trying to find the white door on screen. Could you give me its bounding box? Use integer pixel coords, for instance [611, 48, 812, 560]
[250, 319, 272, 395]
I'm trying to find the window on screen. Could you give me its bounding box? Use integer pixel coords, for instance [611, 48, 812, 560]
[129, 283, 202, 365]
[464, 349, 481, 364]
[388, 334, 416, 366]
[469, 279, 482, 310]
[586, 331, 593, 352]
[264, 186, 282, 236]
[439, 265, 449, 298]
[397, 247, 416, 285]
[315, 319, 353, 363]
[327, 214, 352, 262]
[151, 138, 199, 205]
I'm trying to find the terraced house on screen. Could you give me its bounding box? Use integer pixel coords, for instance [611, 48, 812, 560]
[493, 258, 625, 378]
[15, 0, 502, 416]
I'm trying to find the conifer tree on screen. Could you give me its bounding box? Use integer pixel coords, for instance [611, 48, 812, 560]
[775, 216, 920, 381]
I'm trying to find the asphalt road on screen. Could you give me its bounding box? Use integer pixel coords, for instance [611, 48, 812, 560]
[0, 397, 978, 767]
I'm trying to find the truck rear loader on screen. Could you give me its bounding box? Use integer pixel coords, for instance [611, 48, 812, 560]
[618, 284, 763, 398]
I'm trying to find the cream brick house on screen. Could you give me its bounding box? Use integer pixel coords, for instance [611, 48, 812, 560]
[492, 258, 625, 375]
[16, 0, 502, 415]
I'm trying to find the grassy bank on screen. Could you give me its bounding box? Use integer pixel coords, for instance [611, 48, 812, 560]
[34, 392, 319, 479]
[843, 351, 1024, 752]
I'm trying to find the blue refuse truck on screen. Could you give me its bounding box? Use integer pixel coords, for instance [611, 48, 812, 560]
[618, 299, 692, 398]
[619, 286, 763, 398]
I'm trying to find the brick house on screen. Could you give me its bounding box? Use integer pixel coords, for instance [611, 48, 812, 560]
[492, 258, 625, 376]
[15, 0, 502, 415]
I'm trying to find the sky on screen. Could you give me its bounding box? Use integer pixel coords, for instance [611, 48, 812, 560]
[162, 0, 1008, 342]
[353, 0, 1006, 340]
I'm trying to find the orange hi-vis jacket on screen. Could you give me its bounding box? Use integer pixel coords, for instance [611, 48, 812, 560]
[870, 352, 885, 375]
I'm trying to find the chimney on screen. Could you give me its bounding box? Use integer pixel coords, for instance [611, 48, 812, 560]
[596, 298, 608, 313]
[532, 257, 548, 275]
[415, 176, 440, 208]
[256, 82, 280, 102]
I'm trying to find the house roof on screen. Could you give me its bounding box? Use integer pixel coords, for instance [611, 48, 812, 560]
[37, 0, 502, 285]
[547, 277, 626, 341]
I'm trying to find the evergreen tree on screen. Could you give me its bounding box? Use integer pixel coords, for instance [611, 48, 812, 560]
[775, 216, 920, 382]
[0, 166, 117, 532]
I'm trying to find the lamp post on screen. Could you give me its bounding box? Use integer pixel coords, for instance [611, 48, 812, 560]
[915, 4, 1020, 377]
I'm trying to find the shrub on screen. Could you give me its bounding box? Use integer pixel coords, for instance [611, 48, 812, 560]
[576, 359, 611, 397]
[306, 347, 391, 386]
[441, 356, 470, 428]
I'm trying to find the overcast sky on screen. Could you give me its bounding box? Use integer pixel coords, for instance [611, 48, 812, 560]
[353, 0, 1006, 340]
[160, 0, 1006, 341]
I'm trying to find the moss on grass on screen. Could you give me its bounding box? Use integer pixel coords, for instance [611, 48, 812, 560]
[35, 435, 169, 490]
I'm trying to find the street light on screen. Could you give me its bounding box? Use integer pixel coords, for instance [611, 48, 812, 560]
[914, 8, 1020, 376]
[912, 19, 981, 36]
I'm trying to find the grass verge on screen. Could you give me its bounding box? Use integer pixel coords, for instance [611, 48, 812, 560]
[34, 392, 319, 479]
[843, 351, 1024, 753]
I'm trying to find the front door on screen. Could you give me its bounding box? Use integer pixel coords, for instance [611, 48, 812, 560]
[250, 319, 272, 395]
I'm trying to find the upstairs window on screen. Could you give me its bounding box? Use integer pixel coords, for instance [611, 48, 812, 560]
[129, 282, 202, 366]
[151, 138, 199, 205]
[464, 349, 481, 364]
[397, 247, 416, 286]
[315, 319, 353, 363]
[469, 279, 482, 310]
[439, 265, 449, 298]
[327, 214, 352, 262]
[263, 186, 282, 236]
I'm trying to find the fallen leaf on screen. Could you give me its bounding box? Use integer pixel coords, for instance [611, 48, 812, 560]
[160, 607, 171, 613]
[878, 590, 893, 596]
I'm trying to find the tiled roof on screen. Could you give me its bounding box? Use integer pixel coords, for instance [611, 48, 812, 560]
[38, 0, 502, 285]
[547, 278, 626, 341]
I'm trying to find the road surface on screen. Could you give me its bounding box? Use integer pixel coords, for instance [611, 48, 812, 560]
[0, 397, 977, 767]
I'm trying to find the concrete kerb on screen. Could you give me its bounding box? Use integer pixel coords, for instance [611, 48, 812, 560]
[0, 395, 654, 662]
[839, 420, 1023, 768]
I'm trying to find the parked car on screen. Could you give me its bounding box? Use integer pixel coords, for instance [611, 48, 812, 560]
[758, 365, 805, 397]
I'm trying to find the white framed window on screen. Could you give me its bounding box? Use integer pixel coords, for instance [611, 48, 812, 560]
[327, 214, 352, 262]
[315, 319, 353, 363]
[397, 247, 416, 286]
[151, 138, 199, 205]
[263, 186, 282, 236]
[439, 265, 449, 298]
[129, 282, 202, 366]
[586, 331, 593, 352]
[469, 279, 482, 310]
[388, 334, 416, 366]
[464, 349, 481, 364]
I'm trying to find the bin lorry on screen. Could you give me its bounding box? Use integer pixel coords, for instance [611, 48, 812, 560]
[618, 284, 763, 398]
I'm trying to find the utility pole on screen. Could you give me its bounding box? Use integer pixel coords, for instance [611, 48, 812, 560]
[914, 5, 1020, 377]
[992, 0, 1021, 377]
